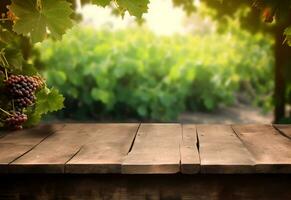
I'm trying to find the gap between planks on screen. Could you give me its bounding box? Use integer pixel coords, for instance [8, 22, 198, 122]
[65, 123, 140, 174]
[126, 123, 141, 155]
[64, 123, 141, 173]
[8, 130, 55, 165]
[1, 123, 291, 174]
[273, 124, 291, 140]
[232, 124, 291, 173]
[8, 124, 93, 173]
[197, 124, 255, 174]
[180, 124, 200, 174]
[0, 124, 66, 173]
[8, 124, 66, 165]
[122, 124, 200, 174]
[122, 124, 184, 174]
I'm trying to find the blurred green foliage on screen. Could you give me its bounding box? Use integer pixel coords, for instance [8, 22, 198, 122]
[37, 25, 273, 121]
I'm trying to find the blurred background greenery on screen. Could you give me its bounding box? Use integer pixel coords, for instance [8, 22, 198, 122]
[34, 0, 278, 123]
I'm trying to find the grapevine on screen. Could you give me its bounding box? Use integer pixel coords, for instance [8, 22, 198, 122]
[4, 74, 43, 109]
[0, 67, 45, 129]
[0, 0, 289, 130]
[4, 111, 28, 130]
[0, 60, 62, 130]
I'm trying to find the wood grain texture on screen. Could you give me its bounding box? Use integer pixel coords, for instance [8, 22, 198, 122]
[65, 123, 139, 174]
[1, 123, 290, 175]
[0, 124, 64, 173]
[232, 124, 291, 173]
[122, 123, 182, 174]
[180, 124, 200, 174]
[273, 124, 291, 139]
[8, 124, 88, 173]
[197, 125, 255, 173]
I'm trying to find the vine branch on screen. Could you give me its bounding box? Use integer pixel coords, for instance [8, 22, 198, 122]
[0, 107, 11, 116]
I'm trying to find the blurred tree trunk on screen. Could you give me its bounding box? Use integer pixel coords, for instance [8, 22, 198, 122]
[274, 27, 291, 123]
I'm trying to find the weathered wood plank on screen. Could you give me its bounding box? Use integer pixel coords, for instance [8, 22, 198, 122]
[197, 125, 255, 173]
[65, 123, 139, 173]
[0, 124, 64, 173]
[273, 124, 291, 139]
[122, 123, 182, 174]
[180, 124, 200, 174]
[2, 123, 290, 175]
[8, 124, 89, 173]
[232, 124, 291, 173]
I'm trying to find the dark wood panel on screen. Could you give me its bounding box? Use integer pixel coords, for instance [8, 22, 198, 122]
[274, 124, 291, 139]
[0, 124, 64, 173]
[197, 125, 255, 173]
[180, 124, 200, 174]
[232, 124, 291, 173]
[65, 123, 139, 173]
[122, 123, 182, 174]
[0, 174, 290, 200]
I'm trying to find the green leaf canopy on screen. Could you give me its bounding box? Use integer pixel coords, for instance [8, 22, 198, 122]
[116, 0, 149, 18]
[91, 0, 149, 18]
[10, 0, 74, 43]
[91, 0, 111, 7]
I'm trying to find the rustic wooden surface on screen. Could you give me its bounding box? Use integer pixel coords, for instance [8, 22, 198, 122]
[274, 124, 291, 139]
[0, 123, 291, 174]
[180, 125, 200, 174]
[0, 124, 64, 173]
[232, 124, 291, 173]
[197, 125, 254, 173]
[66, 123, 139, 174]
[122, 124, 182, 174]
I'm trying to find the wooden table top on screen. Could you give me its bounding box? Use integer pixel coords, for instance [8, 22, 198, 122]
[0, 123, 290, 174]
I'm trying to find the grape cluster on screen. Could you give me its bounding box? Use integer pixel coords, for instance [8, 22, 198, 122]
[5, 75, 43, 110]
[4, 112, 28, 130]
[14, 95, 36, 108]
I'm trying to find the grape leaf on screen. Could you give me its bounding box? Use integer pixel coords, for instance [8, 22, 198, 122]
[35, 87, 64, 114]
[10, 0, 74, 43]
[116, 0, 149, 18]
[4, 49, 23, 71]
[24, 87, 64, 127]
[19, 63, 38, 76]
[0, 25, 14, 44]
[91, 0, 111, 7]
[91, 0, 149, 18]
[24, 109, 42, 127]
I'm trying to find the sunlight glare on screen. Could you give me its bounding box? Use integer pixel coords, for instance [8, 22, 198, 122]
[79, 0, 186, 35]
